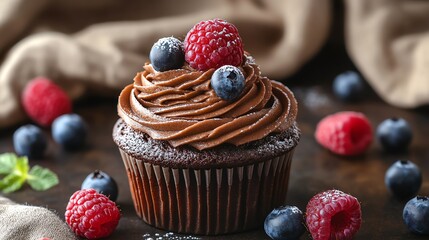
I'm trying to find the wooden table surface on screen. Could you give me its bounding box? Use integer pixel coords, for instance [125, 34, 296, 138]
[1, 43, 429, 240]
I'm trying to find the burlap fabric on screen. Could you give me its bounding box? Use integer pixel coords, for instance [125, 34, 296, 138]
[345, 0, 429, 108]
[0, 196, 77, 240]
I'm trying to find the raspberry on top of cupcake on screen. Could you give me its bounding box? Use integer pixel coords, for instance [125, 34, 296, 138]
[118, 18, 298, 150]
[184, 18, 244, 70]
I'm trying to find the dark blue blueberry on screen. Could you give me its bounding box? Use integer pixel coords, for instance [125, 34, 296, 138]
[81, 170, 118, 201]
[52, 114, 87, 150]
[333, 71, 365, 101]
[377, 117, 412, 152]
[13, 124, 47, 159]
[264, 206, 305, 240]
[385, 160, 422, 200]
[211, 65, 245, 101]
[403, 196, 429, 235]
[149, 37, 184, 71]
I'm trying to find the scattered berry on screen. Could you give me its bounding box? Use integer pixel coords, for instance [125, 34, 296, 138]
[149, 37, 184, 71]
[315, 111, 373, 156]
[306, 189, 362, 240]
[385, 160, 422, 200]
[376, 117, 412, 152]
[81, 170, 119, 202]
[22, 77, 72, 127]
[184, 18, 244, 70]
[211, 65, 245, 101]
[13, 124, 47, 159]
[264, 205, 306, 240]
[52, 113, 87, 150]
[332, 71, 365, 101]
[65, 189, 120, 239]
[403, 196, 429, 235]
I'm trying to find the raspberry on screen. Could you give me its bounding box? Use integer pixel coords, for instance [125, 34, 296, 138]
[184, 19, 244, 70]
[22, 77, 72, 127]
[306, 189, 362, 240]
[65, 189, 120, 239]
[315, 111, 373, 156]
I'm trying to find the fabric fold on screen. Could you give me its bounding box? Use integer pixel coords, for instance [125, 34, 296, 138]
[345, 0, 429, 108]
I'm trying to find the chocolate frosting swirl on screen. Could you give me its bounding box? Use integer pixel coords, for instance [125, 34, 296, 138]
[118, 57, 298, 150]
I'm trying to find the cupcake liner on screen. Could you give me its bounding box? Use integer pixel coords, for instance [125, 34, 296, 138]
[119, 148, 295, 235]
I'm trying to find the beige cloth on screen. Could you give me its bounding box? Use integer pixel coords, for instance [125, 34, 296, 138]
[345, 0, 429, 108]
[0, 196, 77, 240]
[0, 0, 428, 128]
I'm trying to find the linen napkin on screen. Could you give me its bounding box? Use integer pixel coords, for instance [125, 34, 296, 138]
[0, 196, 77, 240]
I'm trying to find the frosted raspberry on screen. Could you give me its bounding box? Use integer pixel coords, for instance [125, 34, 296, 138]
[315, 111, 373, 156]
[22, 77, 72, 127]
[65, 189, 120, 239]
[306, 189, 362, 240]
[184, 19, 244, 70]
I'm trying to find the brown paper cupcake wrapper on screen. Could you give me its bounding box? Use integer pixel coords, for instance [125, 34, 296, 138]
[119, 149, 294, 235]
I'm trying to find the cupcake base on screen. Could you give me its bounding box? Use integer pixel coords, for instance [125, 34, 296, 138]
[113, 119, 300, 235]
[119, 149, 294, 235]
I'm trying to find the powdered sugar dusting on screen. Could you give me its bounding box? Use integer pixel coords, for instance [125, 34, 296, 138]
[217, 65, 242, 75]
[289, 205, 302, 214]
[142, 232, 200, 240]
[317, 189, 351, 205]
[246, 55, 256, 64]
[154, 37, 183, 54]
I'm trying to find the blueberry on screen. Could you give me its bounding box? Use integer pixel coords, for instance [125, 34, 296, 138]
[13, 124, 47, 159]
[264, 206, 305, 240]
[149, 37, 184, 71]
[211, 65, 245, 101]
[333, 71, 365, 101]
[81, 170, 118, 201]
[403, 196, 429, 234]
[377, 117, 412, 152]
[52, 114, 87, 150]
[385, 160, 422, 200]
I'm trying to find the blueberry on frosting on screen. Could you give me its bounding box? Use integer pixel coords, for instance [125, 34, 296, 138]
[211, 65, 245, 101]
[149, 37, 184, 71]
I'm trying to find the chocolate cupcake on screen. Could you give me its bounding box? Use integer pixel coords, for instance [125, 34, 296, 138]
[113, 19, 300, 235]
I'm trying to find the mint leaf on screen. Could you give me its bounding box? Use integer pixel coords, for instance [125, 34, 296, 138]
[0, 155, 29, 193]
[0, 173, 26, 193]
[27, 165, 59, 191]
[15, 156, 29, 178]
[0, 153, 18, 175]
[0, 153, 59, 193]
